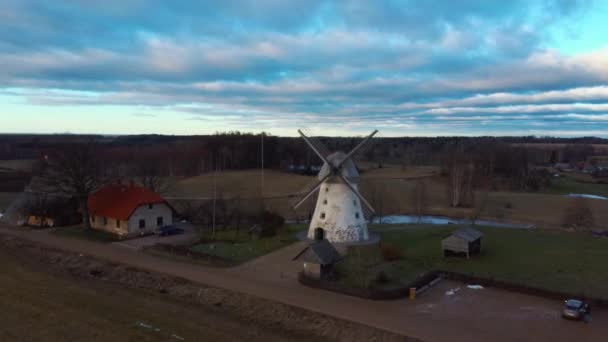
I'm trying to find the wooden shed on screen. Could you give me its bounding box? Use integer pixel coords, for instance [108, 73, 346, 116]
[442, 227, 483, 258]
[293, 239, 342, 279]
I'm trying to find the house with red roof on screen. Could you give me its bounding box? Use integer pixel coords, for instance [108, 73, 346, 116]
[88, 182, 173, 237]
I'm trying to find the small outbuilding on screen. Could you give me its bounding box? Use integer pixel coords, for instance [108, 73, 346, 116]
[293, 239, 342, 279]
[442, 227, 483, 258]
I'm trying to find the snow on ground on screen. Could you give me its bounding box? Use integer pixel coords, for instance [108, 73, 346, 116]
[567, 193, 608, 200]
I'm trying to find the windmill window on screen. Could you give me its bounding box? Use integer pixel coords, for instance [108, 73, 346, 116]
[325, 187, 329, 192]
[353, 200, 357, 206]
[355, 212, 360, 219]
[320, 212, 326, 219]
[323, 199, 327, 205]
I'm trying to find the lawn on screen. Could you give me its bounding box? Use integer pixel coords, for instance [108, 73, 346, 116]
[52, 226, 117, 243]
[0, 192, 19, 212]
[338, 224, 608, 299]
[189, 224, 305, 265]
[546, 175, 608, 197]
[0, 246, 310, 341]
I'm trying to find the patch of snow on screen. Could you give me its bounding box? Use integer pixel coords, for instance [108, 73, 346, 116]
[467, 285, 484, 290]
[567, 193, 608, 200]
[136, 321, 160, 332]
[445, 287, 461, 296]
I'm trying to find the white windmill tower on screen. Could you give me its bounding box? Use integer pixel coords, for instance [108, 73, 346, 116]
[292, 130, 378, 244]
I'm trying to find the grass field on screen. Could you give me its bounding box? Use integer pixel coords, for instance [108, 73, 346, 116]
[0, 246, 315, 341]
[166, 167, 608, 230]
[339, 225, 608, 299]
[52, 226, 117, 243]
[0, 159, 36, 172]
[0, 192, 19, 212]
[547, 175, 608, 197]
[190, 225, 304, 265]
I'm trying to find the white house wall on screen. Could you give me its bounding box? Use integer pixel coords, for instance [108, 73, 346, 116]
[127, 203, 173, 235]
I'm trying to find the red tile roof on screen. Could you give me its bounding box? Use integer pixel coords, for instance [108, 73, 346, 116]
[88, 183, 166, 221]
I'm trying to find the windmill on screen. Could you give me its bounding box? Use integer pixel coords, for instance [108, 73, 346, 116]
[293, 129, 378, 243]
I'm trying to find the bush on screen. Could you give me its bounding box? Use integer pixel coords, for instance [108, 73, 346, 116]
[375, 270, 390, 284]
[380, 243, 402, 261]
[254, 210, 285, 238]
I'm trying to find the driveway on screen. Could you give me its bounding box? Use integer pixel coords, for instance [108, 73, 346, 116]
[112, 222, 198, 250]
[1, 225, 607, 342]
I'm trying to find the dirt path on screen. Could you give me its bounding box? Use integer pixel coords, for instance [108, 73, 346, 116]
[1, 226, 607, 342]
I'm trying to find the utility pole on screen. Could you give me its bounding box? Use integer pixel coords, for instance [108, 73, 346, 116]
[261, 132, 265, 209]
[212, 165, 217, 239]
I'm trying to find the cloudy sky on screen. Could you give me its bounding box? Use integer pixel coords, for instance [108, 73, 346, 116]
[1, 0, 608, 137]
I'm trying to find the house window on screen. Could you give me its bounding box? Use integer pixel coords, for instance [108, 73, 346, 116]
[115, 220, 120, 228]
[139, 219, 146, 229]
[148, 203, 153, 209]
[320, 212, 326, 219]
[90, 215, 95, 223]
[157, 216, 164, 226]
[355, 212, 360, 219]
[103, 217, 108, 225]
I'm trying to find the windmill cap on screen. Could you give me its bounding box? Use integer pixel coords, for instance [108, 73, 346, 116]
[318, 151, 359, 181]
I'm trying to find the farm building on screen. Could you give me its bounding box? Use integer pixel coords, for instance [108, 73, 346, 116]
[293, 239, 342, 279]
[88, 183, 173, 238]
[442, 227, 483, 258]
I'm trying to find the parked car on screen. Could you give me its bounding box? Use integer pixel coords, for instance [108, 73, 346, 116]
[157, 225, 185, 236]
[562, 299, 590, 321]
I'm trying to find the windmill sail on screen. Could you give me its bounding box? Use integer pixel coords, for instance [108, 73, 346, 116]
[294, 129, 378, 243]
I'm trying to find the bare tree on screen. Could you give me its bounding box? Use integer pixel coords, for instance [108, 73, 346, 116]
[411, 179, 428, 222]
[131, 152, 174, 194]
[562, 197, 595, 230]
[470, 189, 490, 225]
[42, 142, 110, 230]
[443, 143, 475, 207]
[366, 180, 384, 224]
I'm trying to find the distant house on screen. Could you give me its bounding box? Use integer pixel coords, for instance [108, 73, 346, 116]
[293, 239, 342, 279]
[88, 183, 172, 238]
[442, 227, 483, 259]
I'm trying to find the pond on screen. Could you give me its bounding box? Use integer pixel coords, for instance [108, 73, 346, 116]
[371, 215, 534, 229]
[567, 193, 608, 200]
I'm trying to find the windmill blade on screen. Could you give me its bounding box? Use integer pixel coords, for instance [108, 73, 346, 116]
[337, 173, 375, 215]
[338, 130, 378, 168]
[298, 129, 332, 165]
[291, 173, 331, 209]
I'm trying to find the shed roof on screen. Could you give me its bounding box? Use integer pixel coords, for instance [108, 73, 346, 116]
[293, 239, 342, 265]
[88, 183, 166, 221]
[450, 227, 483, 242]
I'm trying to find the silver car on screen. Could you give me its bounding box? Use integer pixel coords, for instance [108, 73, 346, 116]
[562, 299, 590, 321]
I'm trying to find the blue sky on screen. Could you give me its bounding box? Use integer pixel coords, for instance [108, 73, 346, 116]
[1, 0, 608, 137]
